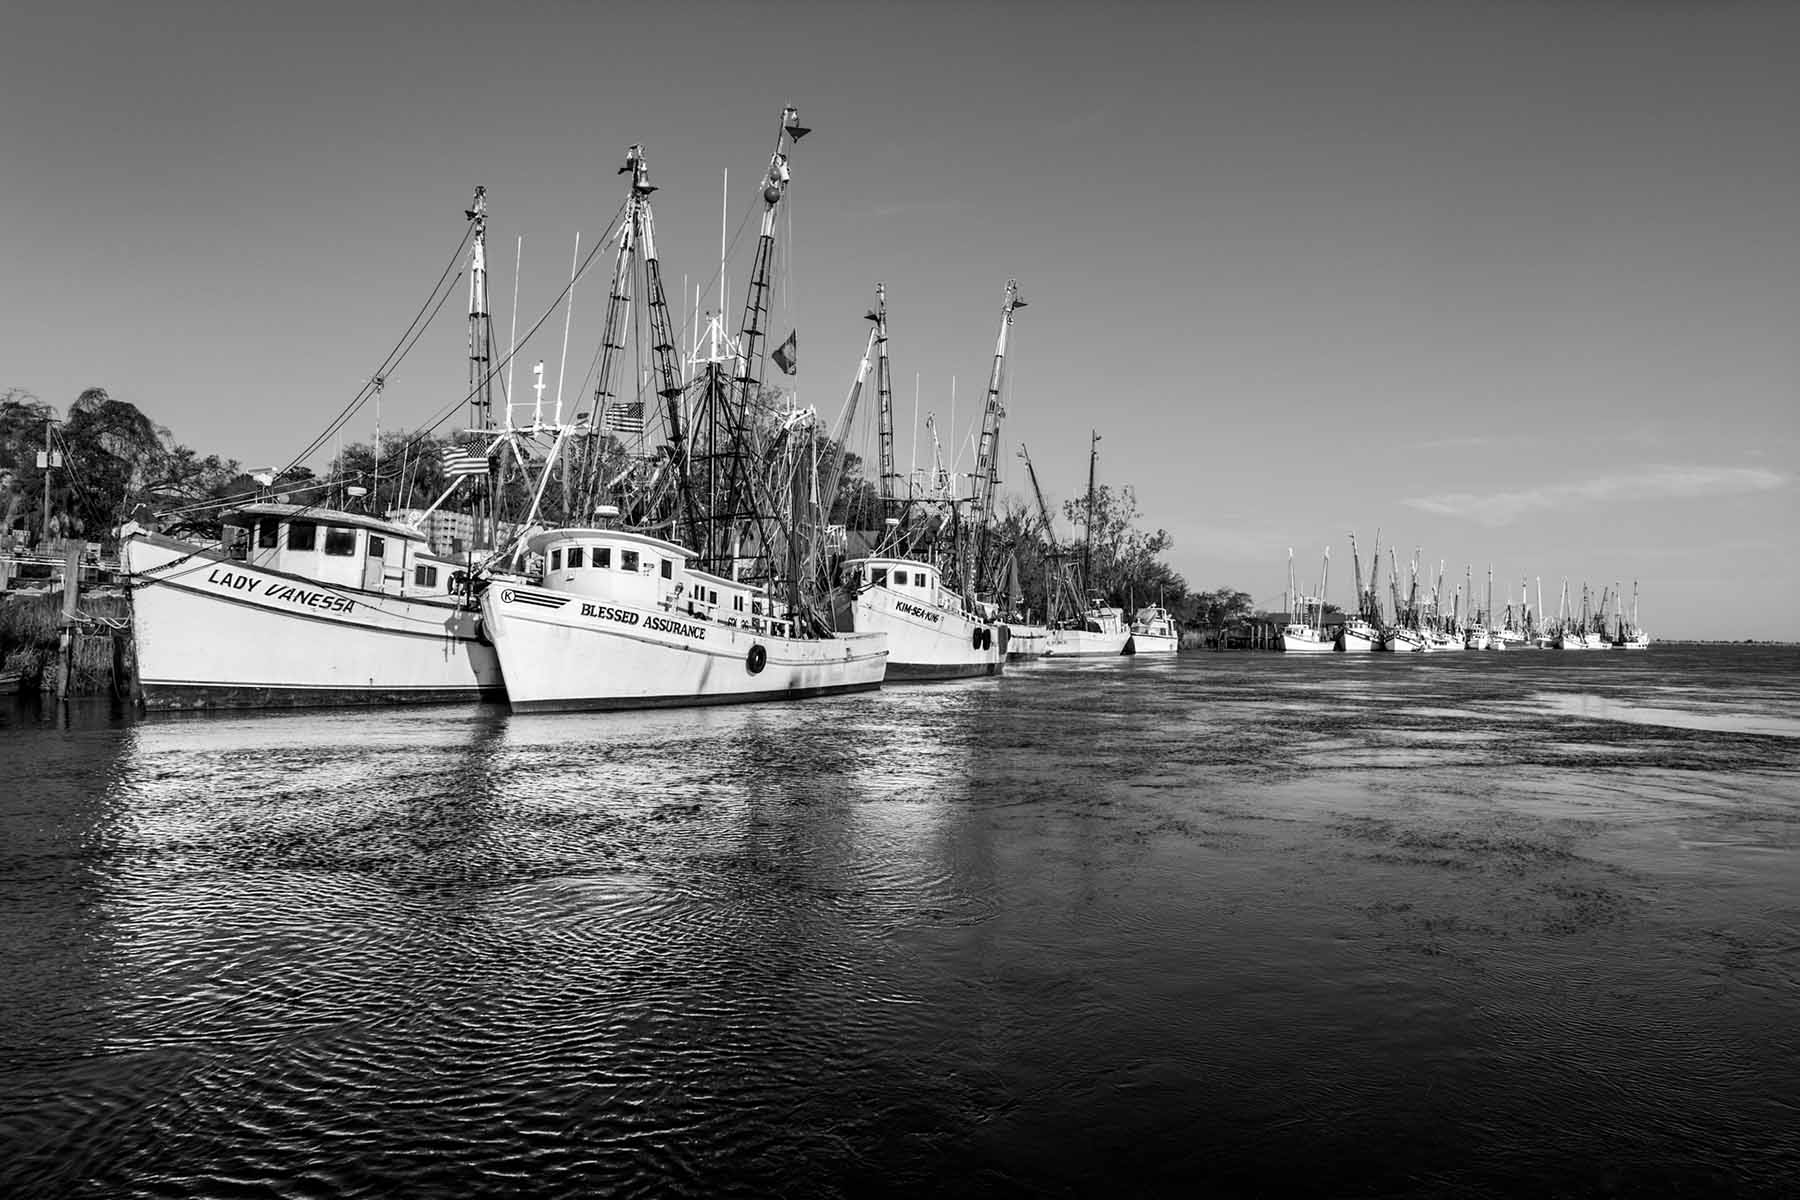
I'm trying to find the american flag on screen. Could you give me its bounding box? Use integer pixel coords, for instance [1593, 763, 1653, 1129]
[606, 401, 645, 436]
[442, 443, 488, 477]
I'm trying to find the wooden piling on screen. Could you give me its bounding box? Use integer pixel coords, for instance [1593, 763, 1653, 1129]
[56, 542, 80, 700]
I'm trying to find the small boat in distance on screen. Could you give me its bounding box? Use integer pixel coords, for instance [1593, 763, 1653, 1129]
[1618, 580, 1651, 649]
[1339, 532, 1380, 651]
[1127, 604, 1179, 654]
[1042, 432, 1130, 657]
[1280, 546, 1335, 654]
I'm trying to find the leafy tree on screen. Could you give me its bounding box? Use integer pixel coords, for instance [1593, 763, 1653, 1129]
[1061, 482, 1177, 609]
[1, 389, 56, 540]
[1185, 587, 1255, 630]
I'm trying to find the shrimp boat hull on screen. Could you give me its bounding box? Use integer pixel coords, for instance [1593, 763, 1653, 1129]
[1279, 626, 1336, 654]
[830, 558, 1003, 681]
[1339, 621, 1380, 652]
[122, 525, 503, 710]
[836, 590, 1002, 680]
[1126, 606, 1180, 655]
[484, 583, 886, 712]
[1045, 604, 1132, 657]
[1381, 628, 1425, 653]
[1045, 627, 1132, 657]
[1002, 623, 1050, 660]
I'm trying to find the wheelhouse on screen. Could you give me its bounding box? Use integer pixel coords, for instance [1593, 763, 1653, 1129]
[848, 556, 965, 616]
[530, 527, 799, 637]
[223, 502, 458, 597]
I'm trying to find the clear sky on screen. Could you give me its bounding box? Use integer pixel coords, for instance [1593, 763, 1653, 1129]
[4, 0, 1796, 639]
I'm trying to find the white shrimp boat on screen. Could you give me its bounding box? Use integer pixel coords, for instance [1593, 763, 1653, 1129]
[1002, 621, 1050, 660]
[484, 528, 886, 711]
[1422, 627, 1464, 652]
[1339, 616, 1380, 652]
[1047, 599, 1132, 656]
[1280, 623, 1336, 653]
[123, 503, 502, 708]
[834, 555, 1002, 679]
[1382, 626, 1426, 653]
[1127, 604, 1179, 654]
[1279, 546, 1335, 654]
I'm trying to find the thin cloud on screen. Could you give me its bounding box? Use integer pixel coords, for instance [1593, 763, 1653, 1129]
[1405, 465, 1789, 527]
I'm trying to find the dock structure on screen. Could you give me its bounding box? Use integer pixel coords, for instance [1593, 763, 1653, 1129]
[1217, 611, 1349, 650]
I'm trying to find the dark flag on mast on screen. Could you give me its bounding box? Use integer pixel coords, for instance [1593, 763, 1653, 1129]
[772, 330, 798, 375]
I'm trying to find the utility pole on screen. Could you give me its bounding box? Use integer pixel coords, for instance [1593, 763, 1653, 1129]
[37, 418, 62, 542]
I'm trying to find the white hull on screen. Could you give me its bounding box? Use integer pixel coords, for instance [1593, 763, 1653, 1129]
[837, 587, 1003, 680]
[123, 532, 502, 708]
[1045, 626, 1132, 657]
[1618, 633, 1651, 650]
[1382, 628, 1425, 653]
[1465, 627, 1490, 651]
[485, 583, 887, 711]
[1422, 630, 1463, 652]
[1127, 630, 1179, 654]
[1003, 623, 1051, 660]
[1279, 626, 1336, 654]
[1339, 620, 1379, 652]
[1126, 606, 1179, 655]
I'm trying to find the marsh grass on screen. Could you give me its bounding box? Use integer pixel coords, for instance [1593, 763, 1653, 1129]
[0, 590, 132, 694]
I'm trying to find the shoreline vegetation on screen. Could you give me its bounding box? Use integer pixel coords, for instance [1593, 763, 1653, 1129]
[0, 590, 133, 697]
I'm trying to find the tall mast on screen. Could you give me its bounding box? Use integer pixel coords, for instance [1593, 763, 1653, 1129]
[1083, 429, 1099, 597]
[464, 186, 498, 544]
[1388, 546, 1404, 629]
[700, 105, 808, 579]
[1318, 547, 1330, 633]
[1019, 442, 1064, 625]
[1348, 532, 1365, 620]
[631, 148, 700, 544]
[969, 279, 1027, 597]
[466, 186, 495, 430]
[873, 282, 896, 513]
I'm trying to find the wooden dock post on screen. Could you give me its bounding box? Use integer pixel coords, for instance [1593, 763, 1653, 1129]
[56, 541, 80, 700]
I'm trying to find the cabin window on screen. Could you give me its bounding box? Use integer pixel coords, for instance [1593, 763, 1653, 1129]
[368, 535, 385, 560]
[752, 599, 765, 616]
[709, 589, 718, 605]
[567, 547, 584, 569]
[622, 550, 639, 572]
[661, 559, 673, 579]
[414, 564, 439, 588]
[256, 521, 278, 549]
[287, 521, 317, 551]
[594, 547, 611, 569]
[734, 595, 745, 612]
[894, 569, 909, 586]
[324, 526, 357, 556]
[550, 549, 562, 571]
[870, 568, 888, 587]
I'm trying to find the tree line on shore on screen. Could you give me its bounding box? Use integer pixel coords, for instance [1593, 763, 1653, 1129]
[2, 385, 1263, 634]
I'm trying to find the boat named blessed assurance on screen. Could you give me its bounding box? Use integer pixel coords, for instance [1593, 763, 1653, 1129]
[484, 527, 886, 711]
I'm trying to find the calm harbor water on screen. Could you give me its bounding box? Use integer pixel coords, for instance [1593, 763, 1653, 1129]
[3, 646, 1798, 1197]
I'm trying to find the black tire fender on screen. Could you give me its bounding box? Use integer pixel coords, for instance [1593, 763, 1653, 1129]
[747, 643, 768, 674]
